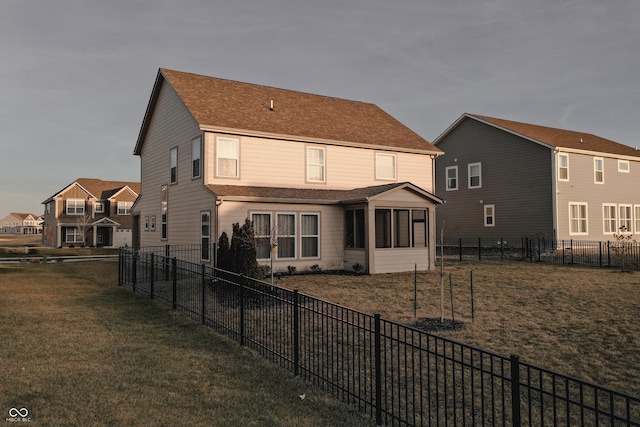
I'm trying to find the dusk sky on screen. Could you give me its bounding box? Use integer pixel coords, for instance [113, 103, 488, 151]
[2, 0, 639, 215]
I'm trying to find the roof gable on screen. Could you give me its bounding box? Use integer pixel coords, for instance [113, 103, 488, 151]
[435, 113, 640, 158]
[135, 69, 442, 155]
[43, 178, 140, 204]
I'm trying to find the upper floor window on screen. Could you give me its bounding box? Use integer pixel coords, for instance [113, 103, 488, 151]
[306, 146, 325, 182]
[446, 166, 458, 191]
[170, 147, 178, 184]
[569, 202, 588, 235]
[618, 160, 630, 173]
[558, 154, 569, 181]
[192, 137, 201, 179]
[216, 137, 239, 178]
[594, 157, 604, 184]
[468, 163, 482, 189]
[66, 199, 85, 215]
[376, 153, 396, 181]
[117, 202, 132, 215]
[94, 201, 105, 214]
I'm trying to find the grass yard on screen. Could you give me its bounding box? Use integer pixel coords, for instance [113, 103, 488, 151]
[278, 261, 640, 398]
[0, 261, 373, 426]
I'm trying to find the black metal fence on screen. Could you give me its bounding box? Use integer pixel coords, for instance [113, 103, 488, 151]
[119, 247, 640, 426]
[441, 238, 640, 271]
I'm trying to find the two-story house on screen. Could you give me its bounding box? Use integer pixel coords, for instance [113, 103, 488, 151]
[42, 178, 140, 248]
[433, 113, 640, 242]
[0, 213, 43, 234]
[132, 69, 443, 274]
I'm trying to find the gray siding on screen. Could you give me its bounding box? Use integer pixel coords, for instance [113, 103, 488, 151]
[435, 118, 554, 241]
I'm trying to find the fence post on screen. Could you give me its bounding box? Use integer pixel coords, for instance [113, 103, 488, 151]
[118, 249, 123, 286]
[132, 249, 137, 293]
[172, 257, 177, 310]
[374, 314, 382, 426]
[165, 244, 170, 280]
[150, 253, 155, 299]
[201, 264, 206, 325]
[510, 355, 522, 427]
[459, 238, 463, 261]
[240, 275, 246, 347]
[478, 237, 482, 261]
[500, 237, 504, 260]
[599, 242, 603, 268]
[607, 241, 611, 267]
[293, 290, 300, 376]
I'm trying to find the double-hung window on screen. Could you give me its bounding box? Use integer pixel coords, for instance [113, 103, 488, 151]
[594, 157, 604, 184]
[301, 214, 319, 258]
[619, 205, 632, 233]
[95, 202, 105, 214]
[170, 147, 178, 184]
[569, 203, 588, 235]
[603, 204, 617, 234]
[558, 154, 569, 181]
[446, 166, 458, 191]
[376, 153, 396, 180]
[252, 213, 272, 260]
[192, 137, 201, 179]
[484, 205, 495, 227]
[277, 214, 296, 259]
[306, 146, 325, 182]
[216, 137, 239, 178]
[635, 205, 640, 234]
[67, 199, 85, 215]
[117, 202, 132, 215]
[468, 163, 482, 189]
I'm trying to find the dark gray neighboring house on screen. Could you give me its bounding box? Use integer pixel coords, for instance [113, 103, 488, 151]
[433, 113, 640, 242]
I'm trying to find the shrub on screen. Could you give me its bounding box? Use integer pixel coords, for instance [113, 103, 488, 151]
[287, 265, 297, 275]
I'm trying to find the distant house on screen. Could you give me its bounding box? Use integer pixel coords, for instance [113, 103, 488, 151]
[42, 178, 140, 248]
[132, 68, 443, 274]
[433, 113, 640, 242]
[0, 213, 43, 234]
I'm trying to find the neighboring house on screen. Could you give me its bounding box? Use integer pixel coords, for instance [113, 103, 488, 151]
[132, 68, 443, 274]
[0, 213, 43, 234]
[433, 113, 640, 242]
[42, 178, 140, 248]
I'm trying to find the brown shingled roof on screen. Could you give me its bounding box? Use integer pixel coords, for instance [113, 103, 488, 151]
[136, 68, 441, 154]
[43, 178, 140, 203]
[470, 114, 640, 158]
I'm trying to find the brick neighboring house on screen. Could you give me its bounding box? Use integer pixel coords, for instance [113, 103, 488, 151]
[132, 68, 443, 274]
[42, 178, 140, 248]
[433, 113, 640, 242]
[0, 213, 43, 234]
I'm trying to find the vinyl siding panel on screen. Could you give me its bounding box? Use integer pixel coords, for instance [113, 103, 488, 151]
[435, 118, 554, 240]
[135, 80, 214, 247]
[556, 153, 640, 240]
[205, 134, 435, 192]
[217, 201, 345, 273]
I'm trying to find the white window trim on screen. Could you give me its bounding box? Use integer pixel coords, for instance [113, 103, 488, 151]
[117, 202, 132, 216]
[170, 147, 178, 184]
[619, 204, 633, 234]
[375, 153, 397, 181]
[446, 166, 458, 191]
[252, 212, 273, 261]
[300, 213, 320, 259]
[144, 216, 149, 231]
[306, 146, 326, 183]
[602, 203, 617, 235]
[634, 205, 640, 234]
[618, 160, 630, 173]
[558, 153, 569, 181]
[484, 204, 495, 227]
[94, 201, 105, 214]
[276, 212, 297, 260]
[66, 199, 85, 215]
[468, 162, 482, 189]
[594, 157, 604, 184]
[568, 202, 588, 236]
[192, 137, 202, 179]
[216, 137, 240, 178]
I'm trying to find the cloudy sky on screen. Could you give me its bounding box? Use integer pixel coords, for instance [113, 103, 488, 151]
[2, 0, 639, 215]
